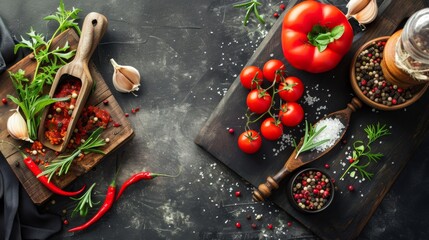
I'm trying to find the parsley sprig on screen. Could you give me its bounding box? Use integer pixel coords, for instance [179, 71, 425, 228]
[71, 183, 99, 217]
[340, 123, 391, 180]
[233, 0, 265, 26]
[7, 0, 81, 140]
[293, 120, 329, 159]
[38, 128, 106, 182]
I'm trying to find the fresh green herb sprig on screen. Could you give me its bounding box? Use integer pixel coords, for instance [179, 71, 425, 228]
[340, 123, 391, 181]
[293, 120, 329, 159]
[38, 128, 106, 182]
[7, 0, 81, 140]
[233, 0, 265, 26]
[71, 183, 99, 217]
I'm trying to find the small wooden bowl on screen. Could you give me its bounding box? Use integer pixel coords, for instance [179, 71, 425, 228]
[350, 36, 429, 111]
[287, 168, 335, 213]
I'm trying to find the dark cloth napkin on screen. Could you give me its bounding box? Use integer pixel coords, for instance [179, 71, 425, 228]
[0, 17, 61, 240]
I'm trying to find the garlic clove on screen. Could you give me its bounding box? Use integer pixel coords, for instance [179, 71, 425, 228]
[353, 0, 378, 24]
[7, 108, 33, 143]
[346, 0, 371, 18]
[110, 58, 141, 94]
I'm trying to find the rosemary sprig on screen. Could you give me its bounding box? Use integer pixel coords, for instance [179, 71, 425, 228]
[233, 0, 265, 26]
[71, 183, 99, 217]
[340, 123, 391, 180]
[294, 120, 330, 159]
[38, 128, 106, 182]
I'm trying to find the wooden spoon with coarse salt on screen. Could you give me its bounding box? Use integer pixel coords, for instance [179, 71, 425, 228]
[252, 97, 362, 202]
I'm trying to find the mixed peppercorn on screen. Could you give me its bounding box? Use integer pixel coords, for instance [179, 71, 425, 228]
[354, 40, 416, 106]
[291, 169, 333, 212]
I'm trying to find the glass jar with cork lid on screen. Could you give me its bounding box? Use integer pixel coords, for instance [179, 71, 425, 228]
[382, 8, 429, 88]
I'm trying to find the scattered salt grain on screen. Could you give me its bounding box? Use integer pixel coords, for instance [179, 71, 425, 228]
[312, 118, 345, 152]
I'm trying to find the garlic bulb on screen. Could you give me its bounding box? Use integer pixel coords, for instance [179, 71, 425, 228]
[353, 0, 378, 24]
[7, 108, 33, 143]
[110, 58, 141, 95]
[348, 0, 378, 25]
[346, 0, 371, 18]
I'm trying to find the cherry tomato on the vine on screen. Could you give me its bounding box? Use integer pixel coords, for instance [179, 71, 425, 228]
[263, 59, 286, 82]
[278, 76, 304, 102]
[246, 89, 272, 114]
[238, 130, 262, 154]
[260, 117, 283, 141]
[239, 66, 264, 89]
[278, 102, 304, 127]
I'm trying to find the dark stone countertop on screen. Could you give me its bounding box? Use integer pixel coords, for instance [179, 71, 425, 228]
[0, 0, 428, 239]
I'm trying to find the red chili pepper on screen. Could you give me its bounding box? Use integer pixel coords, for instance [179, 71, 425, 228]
[116, 172, 171, 201]
[68, 178, 116, 232]
[23, 157, 85, 196]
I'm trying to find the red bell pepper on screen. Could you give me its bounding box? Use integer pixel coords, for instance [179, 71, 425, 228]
[281, 0, 354, 73]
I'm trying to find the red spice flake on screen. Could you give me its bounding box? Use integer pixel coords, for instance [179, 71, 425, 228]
[103, 100, 109, 105]
[131, 108, 136, 114]
[267, 223, 273, 230]
[68, 105, 110, 149]
[135, 107, 140, 112]
[2, 98, 7, 105]
[125, 113, 129, 117]
[44, 77, 82, 146]
[113, 122, 121, 127]
[349, 158, 355, 164]
[63, 219, 69, 225]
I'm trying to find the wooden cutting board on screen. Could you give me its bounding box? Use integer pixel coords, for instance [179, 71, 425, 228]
[195, 0, 428, 239]
[0, 29, 134, 205]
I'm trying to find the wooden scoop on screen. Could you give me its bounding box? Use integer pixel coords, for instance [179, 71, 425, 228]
[252, 97, 362, 202]
[38, 12, 108, 152]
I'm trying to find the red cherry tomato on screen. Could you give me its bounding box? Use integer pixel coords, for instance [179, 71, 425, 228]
[246, 89, 272, 114]
[260, 117, 283, 141]
[278, 102, 304, 127]
[238, 130, 262, 154]
[278, 76, 305, 102]
[239, 66, 264, 89]
[263, 59, 286, 82]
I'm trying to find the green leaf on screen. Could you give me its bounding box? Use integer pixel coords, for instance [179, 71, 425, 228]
[330, 26, 345, 40]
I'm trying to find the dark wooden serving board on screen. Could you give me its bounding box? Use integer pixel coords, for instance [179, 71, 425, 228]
[0, 29, 134, 205]
[195, 0, 429, 239]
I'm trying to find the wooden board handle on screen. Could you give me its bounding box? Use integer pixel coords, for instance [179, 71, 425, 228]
[74, 12, 108, 64]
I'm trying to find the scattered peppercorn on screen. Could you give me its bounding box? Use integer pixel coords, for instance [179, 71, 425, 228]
[267, 223, 273, 230]
[273, 12, 279, 18]
[349, 158, 355, 164]
[63, 219, 69, 225]
[235, 191, 241, 197]
[348, 185, 355, 192]
[125, 113, 129, 117]
[324, 163, 330, 169]
[287, 221, 292, 227]
[113, 122, 121, 127]
[279, 3, 286, 10]
[235, 222, 241, 229]
[103, 100, 109, 105]
[251, 223, 257, 229]
[2, 98, 7, 105]
[228, 128, 234, 134]
[246, 214, 251, 220]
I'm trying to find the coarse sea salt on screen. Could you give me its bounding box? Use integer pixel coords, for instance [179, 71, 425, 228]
[312, 118, 345, 152]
